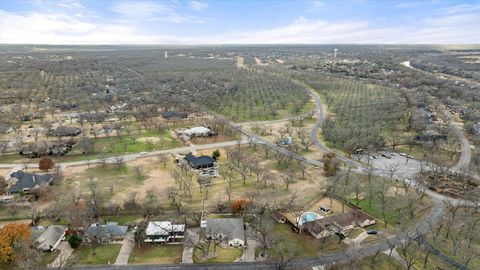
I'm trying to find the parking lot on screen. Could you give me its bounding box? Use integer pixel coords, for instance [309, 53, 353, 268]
[357, 151, 425, 180]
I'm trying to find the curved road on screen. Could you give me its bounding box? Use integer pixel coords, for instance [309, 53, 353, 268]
[402, 60, 472, 170]
[2, 70, 473, 269]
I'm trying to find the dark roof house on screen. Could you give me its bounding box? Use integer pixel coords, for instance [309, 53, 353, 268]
[206, 218, 245, 247]
[8, 171, 54, 194]
[162, 111, 188, 119]
[51, 126, 82, 137]
[184, 153, 216, 169]
[83, 222, 128, 243]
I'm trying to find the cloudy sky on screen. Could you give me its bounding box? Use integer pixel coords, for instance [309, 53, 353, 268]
[0, 0, 479, 44]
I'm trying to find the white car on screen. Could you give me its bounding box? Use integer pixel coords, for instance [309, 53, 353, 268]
[139, 151, 148, 156]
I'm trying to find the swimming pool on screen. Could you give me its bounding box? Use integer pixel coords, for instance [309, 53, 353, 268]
[298, 211, 323, 225]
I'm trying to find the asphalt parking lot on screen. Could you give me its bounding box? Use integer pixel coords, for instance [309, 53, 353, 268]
[357, 151, 425, 180]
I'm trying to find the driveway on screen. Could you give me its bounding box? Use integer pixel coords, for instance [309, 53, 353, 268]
[239, 227, 259, 262]
[182, 228, 199, 264]
[114, 230, 135, 265]
[49, 241, 73, 268]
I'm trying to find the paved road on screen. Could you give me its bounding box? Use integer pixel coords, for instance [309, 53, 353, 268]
[417, 236, 470, 270]
[114, 231, 135, 265]
[402, 60, 472, 171]
[0, 139, 249, 169]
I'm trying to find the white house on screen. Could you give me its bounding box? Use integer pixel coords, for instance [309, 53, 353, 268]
[145, 221, 185, 243]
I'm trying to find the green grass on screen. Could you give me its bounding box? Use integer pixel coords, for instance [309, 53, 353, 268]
[0, 129, 180, 164]
[193, 246, 243, 263]
[355, 254, 403, 270]
[39, 250, 59, 267]
[271, 223, 345, 256]
[129, 244, 183, 264]
[70, 245, 121, 265]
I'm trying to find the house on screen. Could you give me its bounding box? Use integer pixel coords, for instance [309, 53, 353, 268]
[184, 153, 216, 170]
[83, 222, 128, 243]
[162, 111, 188, 119]
[303, 210, 375, 239]
[8, 171, 54, 194]
[50, 126, 82, 137]
[145, 221, 185, 243]
[181, 126, 216, 138]
[415, 130, 447, 143]
[205, 218, 245, 247]
[34, 225, 67, 251]
[351, 209, 376, 227]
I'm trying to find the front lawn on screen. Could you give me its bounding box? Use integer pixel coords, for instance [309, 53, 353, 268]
[69, 245, 121, 265]
[193, 246, 243, 263]
[129, 244, 183, 264]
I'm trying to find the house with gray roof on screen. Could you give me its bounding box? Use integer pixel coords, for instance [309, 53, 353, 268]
[83, 222, 128, 243]
[7, 171, 53, 194]
[34, 225, 67, 251]
[205, 218, 245, 247]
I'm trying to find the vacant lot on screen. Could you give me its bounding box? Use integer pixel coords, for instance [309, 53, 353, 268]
[129, 244, 183, 264]
[69, 245, 121, 265]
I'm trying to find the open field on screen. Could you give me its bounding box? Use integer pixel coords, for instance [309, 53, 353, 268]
[129, 244, 183, 265]
[69, 245, 121, 265]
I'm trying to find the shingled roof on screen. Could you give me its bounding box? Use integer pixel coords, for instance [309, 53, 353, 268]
[184, 153, 216, 169]
[8, 171, 53, 193]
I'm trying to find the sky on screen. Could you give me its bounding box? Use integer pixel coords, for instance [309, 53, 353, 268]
[0, 0, 479, 44]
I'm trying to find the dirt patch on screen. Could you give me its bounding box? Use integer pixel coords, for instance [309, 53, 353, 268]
[112, 167, 175, 203]
[385, 186, 406, 197]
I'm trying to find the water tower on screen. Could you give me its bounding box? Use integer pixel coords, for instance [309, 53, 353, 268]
[334, 48, 337, 59]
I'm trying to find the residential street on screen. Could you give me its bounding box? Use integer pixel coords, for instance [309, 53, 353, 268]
[114, 230, 135, 265]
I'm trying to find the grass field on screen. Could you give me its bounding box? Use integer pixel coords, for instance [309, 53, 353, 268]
[193, 246, 243, 263]
[129, 244, 183, 264]
[70, 245, 121, 265]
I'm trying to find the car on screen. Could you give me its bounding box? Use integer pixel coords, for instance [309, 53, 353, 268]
[199, 170, 218, 178]
[407, 155, 414, 159]
[399, 153, 407, 157]
[139, 151, 148, 156]
[390, 153, 396, 156]
[367, 230, 378, 235]
[368, 156, 375, 160]
[381, 153, 391, 159]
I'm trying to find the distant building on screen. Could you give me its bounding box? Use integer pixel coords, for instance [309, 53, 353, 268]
[181, 126, 216, 138]
[162, 111, 188, 119]
[7, 171, 54, 194]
